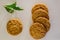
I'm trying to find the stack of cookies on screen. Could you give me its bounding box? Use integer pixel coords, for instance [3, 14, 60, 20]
[30, 4, 50, 39]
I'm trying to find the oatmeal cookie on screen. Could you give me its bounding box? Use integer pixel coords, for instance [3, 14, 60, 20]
[32, 4, 48, 13]
[32, 9, 49, 22]
[30, 23, 46, 39]
[35, 17, 50, 32]
[7, 18, 23, 36]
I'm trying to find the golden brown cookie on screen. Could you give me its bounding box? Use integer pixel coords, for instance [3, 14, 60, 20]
[30, 22, 46, 39]
[32, 9, 49, 22]
[7, 18, 23, 36]
[32, 4, 48, 13]
[35, 17, 50, 32]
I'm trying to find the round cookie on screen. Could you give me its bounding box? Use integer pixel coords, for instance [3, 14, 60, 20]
[35, 17, 50, 32]
[30, 23, 47, 39]
[7, 18, 23, 36]
[32, 4, 48, 13]
[32, 9, 49, 22]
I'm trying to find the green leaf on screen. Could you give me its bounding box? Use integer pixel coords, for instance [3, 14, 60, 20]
[4, 2, 23, 13]
[11, 2, 16, 7]
[5, 2, 16, 8]
[13, 7, 23, 10]
[5, 7, 14, 13]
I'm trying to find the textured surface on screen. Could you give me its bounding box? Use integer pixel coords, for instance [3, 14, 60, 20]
[32, 9, 49, 22]
[30, 23, 46, 39]
[7, 18, 22, 36]
[35, 17, 50, 32]
[32, 4, 48, 13]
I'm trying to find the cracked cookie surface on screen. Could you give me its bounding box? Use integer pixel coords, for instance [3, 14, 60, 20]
[30, 23, 46, 39]
[32, 9, 49, 22]
[32, 4, 48, 13]
[35, 17, 50, 32]
[7, 18, 23, 36]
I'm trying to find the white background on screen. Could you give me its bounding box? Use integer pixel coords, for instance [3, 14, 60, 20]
[0, 0, 60, 40]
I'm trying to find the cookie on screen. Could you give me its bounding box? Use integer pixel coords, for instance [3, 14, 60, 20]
[7, 18, 23, 36]
[32, 4, 48, 13]
[35, 17, 50, 32]
[32, 9, 49, 22]
[30, 23, 46, 39]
